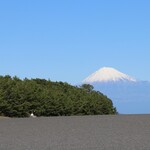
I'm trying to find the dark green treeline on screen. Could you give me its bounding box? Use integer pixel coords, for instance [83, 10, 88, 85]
[0, 75, 117, 117]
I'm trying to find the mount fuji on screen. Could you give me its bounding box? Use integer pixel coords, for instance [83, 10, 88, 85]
[83, 67, 136, 83]
[82, 67, 150, 114]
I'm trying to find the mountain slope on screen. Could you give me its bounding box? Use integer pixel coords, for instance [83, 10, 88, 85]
[82, 67, 150, 114]
[83, 67, 136, 83]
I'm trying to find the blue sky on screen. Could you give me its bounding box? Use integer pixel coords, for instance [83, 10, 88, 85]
[0, 0, 150, 84]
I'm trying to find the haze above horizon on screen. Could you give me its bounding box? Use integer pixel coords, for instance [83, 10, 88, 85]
[0, 0, 150, 84]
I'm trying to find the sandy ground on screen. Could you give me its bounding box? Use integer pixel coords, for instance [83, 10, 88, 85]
[0, 115, 150, 150]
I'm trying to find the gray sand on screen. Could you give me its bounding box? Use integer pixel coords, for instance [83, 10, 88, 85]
[0, 115, 150, 150]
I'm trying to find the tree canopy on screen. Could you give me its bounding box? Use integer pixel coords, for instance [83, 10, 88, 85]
[0, 75, 117, 117]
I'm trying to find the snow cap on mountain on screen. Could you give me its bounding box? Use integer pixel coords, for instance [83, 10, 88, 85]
[82, 67, 136, 83]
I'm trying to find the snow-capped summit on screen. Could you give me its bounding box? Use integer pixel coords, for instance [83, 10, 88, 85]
[82, 67, 136, 83]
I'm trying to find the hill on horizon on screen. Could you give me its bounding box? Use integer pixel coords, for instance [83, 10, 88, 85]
[0, 75, 117, 117]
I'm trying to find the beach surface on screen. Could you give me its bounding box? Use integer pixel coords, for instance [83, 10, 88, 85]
[0, 115, 150, 150]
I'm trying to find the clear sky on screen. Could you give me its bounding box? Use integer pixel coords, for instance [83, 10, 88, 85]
[0, 0, 150, 84]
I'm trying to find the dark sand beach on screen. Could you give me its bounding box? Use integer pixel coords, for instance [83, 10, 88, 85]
[0, 115, 150, 150]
